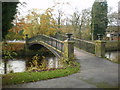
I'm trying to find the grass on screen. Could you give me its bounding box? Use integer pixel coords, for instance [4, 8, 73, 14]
[2, 63, 80, 86]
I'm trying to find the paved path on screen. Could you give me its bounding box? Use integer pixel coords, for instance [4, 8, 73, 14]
[3, 48, 119, 88]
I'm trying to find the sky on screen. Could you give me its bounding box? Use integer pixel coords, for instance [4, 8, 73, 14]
[18, 0, 120, 17]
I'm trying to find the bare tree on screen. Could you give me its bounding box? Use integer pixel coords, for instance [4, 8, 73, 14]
[71, 8, 91, 39]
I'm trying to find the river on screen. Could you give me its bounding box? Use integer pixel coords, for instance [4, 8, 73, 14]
[0, 57, 60, 74]
[105, 51, 119, 61]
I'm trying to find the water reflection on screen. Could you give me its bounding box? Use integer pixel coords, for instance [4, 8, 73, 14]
[0, 57, 60, 74]
[0, 59, 26, 74]
[7, 40, 25, 43]
[0, 60, 4, 74]
[105, 51, 119, 61]
[47, 57, 59, 68]
[7, 60, 26, 73]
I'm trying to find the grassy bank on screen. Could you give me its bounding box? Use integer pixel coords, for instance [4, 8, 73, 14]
[2, 63, 80, 85]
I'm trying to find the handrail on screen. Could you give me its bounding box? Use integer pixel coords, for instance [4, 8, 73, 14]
[73, 38, 95, 44]
[41, 34, 64, 44]
[27, 34, 64, 52]
[27, 34, 96, 54]
[54, 34, 95, 54]
[73, 38, 95, 54]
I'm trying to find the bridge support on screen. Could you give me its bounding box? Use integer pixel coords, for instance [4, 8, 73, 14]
[95, 40, 106, 57]
[63, 34, 75, 63]
[63, 40, 74, 62]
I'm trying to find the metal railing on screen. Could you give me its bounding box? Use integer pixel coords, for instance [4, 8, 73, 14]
[54, 34, 95, 54]
[73, 38, 95, 54]
[54, 34, 67, 41]
[27, 34, 64, 52]
[27, 34, 95, 54]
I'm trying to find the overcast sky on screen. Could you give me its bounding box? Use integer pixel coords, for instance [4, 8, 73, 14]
[18, 0, 119, 16]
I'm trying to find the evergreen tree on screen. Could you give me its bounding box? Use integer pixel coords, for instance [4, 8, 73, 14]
[91, 0, 108, 40]
[2, 2, 19, 39]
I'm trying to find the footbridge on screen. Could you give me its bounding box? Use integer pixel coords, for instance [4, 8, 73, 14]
[25, 33, 106, 61]
[25, 34, 74, 61]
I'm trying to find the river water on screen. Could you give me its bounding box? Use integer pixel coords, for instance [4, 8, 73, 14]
[105, 51, 119, 61]
[0, 57, 60, 74]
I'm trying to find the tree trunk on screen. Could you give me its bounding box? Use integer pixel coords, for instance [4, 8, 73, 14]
[4, 59, 7, 74]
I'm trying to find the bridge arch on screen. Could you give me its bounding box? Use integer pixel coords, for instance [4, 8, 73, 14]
[27, 41, 62, 58]
[28, 43, 44, 50]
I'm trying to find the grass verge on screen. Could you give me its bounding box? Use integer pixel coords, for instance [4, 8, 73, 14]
[2, 63, 80, 86]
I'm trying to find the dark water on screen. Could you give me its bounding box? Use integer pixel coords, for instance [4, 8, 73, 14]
[0, 57, 60, 74]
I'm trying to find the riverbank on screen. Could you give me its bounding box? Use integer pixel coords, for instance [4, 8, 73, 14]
[2, 63, 80, 85]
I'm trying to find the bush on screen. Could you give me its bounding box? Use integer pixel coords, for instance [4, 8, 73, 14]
[5, 32, 24, 40]
[106, 41, 120, 51]
[2, 42, 25, 52]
